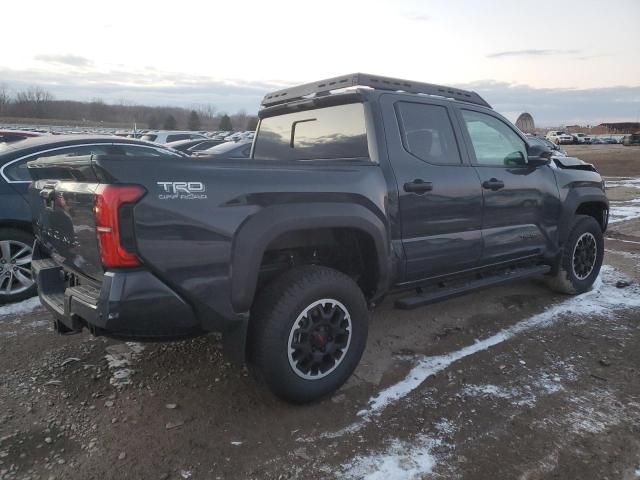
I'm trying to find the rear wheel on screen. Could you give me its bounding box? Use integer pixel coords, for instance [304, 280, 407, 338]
[546, 215, 603, 294]
[0, 229, 36, 305]
[248, 265, 369, 403]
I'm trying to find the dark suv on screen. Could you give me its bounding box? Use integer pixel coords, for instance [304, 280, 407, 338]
[29, 74, 608, 402]
[0, 136, 183, 304]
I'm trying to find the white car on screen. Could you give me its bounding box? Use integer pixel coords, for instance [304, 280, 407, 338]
[546, 131, 574, 145]
[139, 131, 208, 144]
[571, 133, 592, 144]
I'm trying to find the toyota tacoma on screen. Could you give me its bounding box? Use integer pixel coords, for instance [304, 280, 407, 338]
[29, 73, 609, 403]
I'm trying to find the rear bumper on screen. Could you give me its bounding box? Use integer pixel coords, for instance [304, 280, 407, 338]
[32, 257, 204, 341]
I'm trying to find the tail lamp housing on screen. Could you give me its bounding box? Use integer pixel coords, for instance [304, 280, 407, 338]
[94, 184, 146, 268]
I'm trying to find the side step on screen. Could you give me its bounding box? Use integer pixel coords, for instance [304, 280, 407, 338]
[395, 264, 551, 310]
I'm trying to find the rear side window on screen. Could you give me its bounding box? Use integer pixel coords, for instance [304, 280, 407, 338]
[3, 144, 113, 182]
[118, 145, 183, 157]
[166, 134, 191, 143]
[253, 103, 369, 161]
[395, 102, 462, 165]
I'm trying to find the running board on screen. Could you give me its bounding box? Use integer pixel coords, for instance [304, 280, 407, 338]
[395, 265, 551, 310]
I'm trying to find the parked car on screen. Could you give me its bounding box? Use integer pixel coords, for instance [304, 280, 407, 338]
[28, 73, 607, 403]
[603, 137, 619, 144]
[165, 138, 226, 153]
[571, 133, 592, 144]
[622, 133, 640, 146]
[0, 135, 183, 304]
[545, 131, 574, 145]
[0, 130, 46, 144]
[591, 138, 605, 144]
[193, 140, 252, 158]
[139, 131, 208, 144]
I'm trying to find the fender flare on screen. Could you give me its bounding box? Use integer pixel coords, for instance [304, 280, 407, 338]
[558, 185, 609, 245]
[230, 202, 391, 313]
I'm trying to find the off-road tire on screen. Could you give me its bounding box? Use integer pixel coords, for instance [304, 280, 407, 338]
[248, 265, 369, 403]
[545, 215, 603, 294]
[0, 228, 36, 305]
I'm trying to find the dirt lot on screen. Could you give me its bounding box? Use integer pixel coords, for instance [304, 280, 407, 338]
[565, 144, 640, 177]
[1, 146, 640, 480]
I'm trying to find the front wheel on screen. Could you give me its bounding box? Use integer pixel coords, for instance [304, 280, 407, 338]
[248, 265, 369, 403]
[546, 215, 604, 294]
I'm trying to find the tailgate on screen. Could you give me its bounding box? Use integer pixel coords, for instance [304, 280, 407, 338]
[28, 154, 104, 281]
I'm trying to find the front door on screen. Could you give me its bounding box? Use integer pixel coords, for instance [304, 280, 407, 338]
[382, 95, 484, 283]
[457, 108, 560, 266]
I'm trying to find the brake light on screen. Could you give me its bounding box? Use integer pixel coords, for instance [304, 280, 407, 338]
[94, 184, 146, 268]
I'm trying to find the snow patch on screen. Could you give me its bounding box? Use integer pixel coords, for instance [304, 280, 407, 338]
[609, 200, 640, 224]
[461, 368, 566, 409]
[433, 419, 456, 436]
[104, 342, 145, 386]
[536, 389, 640, 438]
[0, 296, 42, 317]
[463, 384, 517, 399]
[606, 237, 640, 246]
[340, 436, 440, 480]
[361, 266, 640, 416]
[605, 177, 640, 189]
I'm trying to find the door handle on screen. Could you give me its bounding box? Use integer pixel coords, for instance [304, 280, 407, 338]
[403, 179, 433, 194]
[482, 178, 505, 191]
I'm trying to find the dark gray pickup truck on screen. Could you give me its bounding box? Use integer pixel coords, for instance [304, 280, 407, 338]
[29, 73, 608, 403]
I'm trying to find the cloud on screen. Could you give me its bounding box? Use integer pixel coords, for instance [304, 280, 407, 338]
[406, 14, 431, 22]
[455, 80, 640, 125]
[0, 66, 638, 124]
[34, 54, 94, 67]
[0, 66, 279, 113]
[487, 49, 581, 59]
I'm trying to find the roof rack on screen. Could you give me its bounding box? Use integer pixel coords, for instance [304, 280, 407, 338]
[261, 73, 491, 109]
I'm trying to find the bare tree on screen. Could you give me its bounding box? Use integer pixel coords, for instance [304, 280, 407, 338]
[0, 83, 10, 116]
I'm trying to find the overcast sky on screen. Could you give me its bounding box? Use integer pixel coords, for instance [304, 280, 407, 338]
[2, 0, 639, 126]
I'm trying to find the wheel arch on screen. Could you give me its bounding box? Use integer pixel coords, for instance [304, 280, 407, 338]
[558, 189, 609, 245]
[230, 202, 391, 313]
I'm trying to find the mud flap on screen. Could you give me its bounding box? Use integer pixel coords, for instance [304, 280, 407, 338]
[222, 313, 250, 366]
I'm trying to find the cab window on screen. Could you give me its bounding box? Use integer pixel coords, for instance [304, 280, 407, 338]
[461, 110, 527, 167]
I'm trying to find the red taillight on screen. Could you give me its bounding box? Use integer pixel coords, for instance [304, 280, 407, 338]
[94, 184, 146, 268]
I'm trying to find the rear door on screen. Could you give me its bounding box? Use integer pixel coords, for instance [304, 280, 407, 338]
[381, 94, 484, 283]
[455, 107, 560, 265]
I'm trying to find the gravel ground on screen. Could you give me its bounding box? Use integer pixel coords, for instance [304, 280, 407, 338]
[1, 146, 639, 480]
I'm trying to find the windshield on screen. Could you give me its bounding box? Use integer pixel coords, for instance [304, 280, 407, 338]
[253, 102, 369, 161]
[140, 134, 158, 142]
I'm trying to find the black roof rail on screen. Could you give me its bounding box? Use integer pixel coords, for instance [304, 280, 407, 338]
[261, 73, 491, 109]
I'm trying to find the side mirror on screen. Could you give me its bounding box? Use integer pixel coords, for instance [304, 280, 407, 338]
[526, 143, 552, 166]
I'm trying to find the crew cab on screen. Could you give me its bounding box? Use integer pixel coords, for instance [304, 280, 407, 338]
[29, 73, 608, 403]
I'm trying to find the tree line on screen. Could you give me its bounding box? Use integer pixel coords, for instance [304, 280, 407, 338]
[0, 84, 259, 131]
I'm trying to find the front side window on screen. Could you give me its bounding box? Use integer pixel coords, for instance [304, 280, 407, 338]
[461, 110, 527, 167]
[395, 102, 462, 165]
[253, 103, 369, 161]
